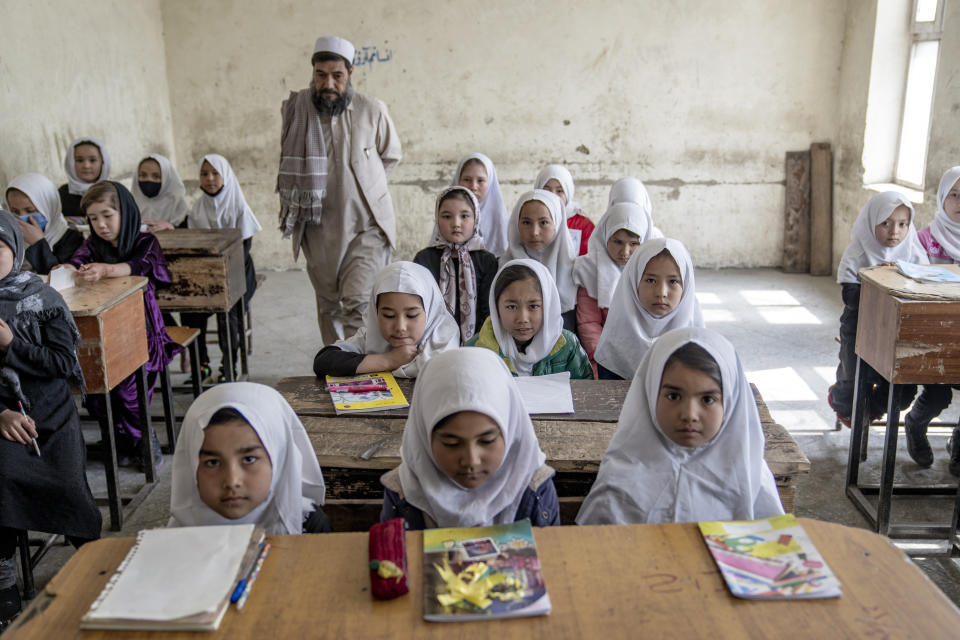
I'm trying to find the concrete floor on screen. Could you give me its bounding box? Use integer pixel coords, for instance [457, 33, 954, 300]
[15, 268, 960, 611]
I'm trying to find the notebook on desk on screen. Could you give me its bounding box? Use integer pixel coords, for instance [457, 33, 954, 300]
[80, 524, 265, 631]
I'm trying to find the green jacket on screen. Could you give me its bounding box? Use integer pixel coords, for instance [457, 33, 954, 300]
[465, 318, 594, 379]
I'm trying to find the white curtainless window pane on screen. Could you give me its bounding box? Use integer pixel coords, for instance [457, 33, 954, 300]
[896, 40, 939, 187]
[914, 0, 938, 23]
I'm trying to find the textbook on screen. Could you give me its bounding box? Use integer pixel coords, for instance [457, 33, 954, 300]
[699, 514, 842, 600]
[80, 524, 266, 631]
[325, 372, 409, 414]
[895, 260, 960, 284]
[422, 519, 551, 621]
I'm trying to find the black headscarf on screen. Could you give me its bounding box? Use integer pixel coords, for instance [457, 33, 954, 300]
[87, 181, 142, 263]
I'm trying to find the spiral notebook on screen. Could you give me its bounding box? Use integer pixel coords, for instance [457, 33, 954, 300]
[80, 524, 265, 631]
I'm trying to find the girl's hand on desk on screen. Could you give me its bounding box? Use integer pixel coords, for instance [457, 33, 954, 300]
[0, 318, 13, 350]
[0, 408, 37, 444]
[143, 219, 174, 232]
[77, 263, 108, 282]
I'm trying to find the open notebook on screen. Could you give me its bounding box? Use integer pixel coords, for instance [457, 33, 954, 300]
[81, 524, 265, 631]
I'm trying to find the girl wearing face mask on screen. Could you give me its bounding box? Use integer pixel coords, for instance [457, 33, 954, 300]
[131, 154, 190, 232]
[4, 173, 82, 275]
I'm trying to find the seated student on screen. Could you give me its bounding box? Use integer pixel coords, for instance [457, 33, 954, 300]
[451, 153, 509, 257]
[608, 176, 664, 238]
[313, 261, 459, 378]
[414, 186, 498, 343]
[828, 191, 927, 428]
[181, 154, 262, 382]
[68, 182, 180, 470]
[594, 238, 703, 380]
[466, 259, 592, 379]
[59, 138, 111, 218]
[500, 190, 578, 331]
[4, 173, 83, 274]
[0, 211, 102, 628]
[380, 347, 559, 529]
[576, 327, 785, 525]
[534, 163, 594, 256]
[131, 154, 190, 232]
[170, 382, 330, 533]
[905, 167, 960, 473]
[572, 202, 651, 369]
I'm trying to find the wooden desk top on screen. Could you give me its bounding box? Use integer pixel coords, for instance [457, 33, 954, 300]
[153, 228, 242, 255]
[860, 264, 960, 301]
[60, 276, 148, 317]
[7, 519, 957, 639]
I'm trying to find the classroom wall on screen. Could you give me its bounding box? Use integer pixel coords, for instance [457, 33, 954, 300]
[0, 0, 176, 192]
[158, 0, 848, 270]
[924, 0, 960, 209]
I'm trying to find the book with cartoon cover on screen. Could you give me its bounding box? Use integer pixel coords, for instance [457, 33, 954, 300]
[699, 514, 842, 599]
[422, 519, 551, 621]
[325, 372, 408, 414]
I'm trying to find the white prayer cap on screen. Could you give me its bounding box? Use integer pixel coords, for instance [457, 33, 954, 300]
[313, 36, 355, 65]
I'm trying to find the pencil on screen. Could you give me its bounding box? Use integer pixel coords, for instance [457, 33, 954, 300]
[236, 542, 270, 610]
[17, 401, 40, 457]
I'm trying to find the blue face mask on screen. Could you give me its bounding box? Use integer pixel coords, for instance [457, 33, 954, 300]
[18, 213, 47, 231]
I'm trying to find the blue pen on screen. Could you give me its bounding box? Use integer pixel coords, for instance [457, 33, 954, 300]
[229, 578, 247, 604]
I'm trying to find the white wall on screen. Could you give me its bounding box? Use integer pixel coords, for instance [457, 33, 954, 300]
[159, 0, 848, 269]
[0, 0, 176, 190]
[924, 0, 960, 209]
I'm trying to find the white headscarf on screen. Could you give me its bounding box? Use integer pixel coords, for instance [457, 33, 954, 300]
[594, 238, 704, 380]
[928, 167, 960, 261]
[131, 154, 190, 226]
[489, 258, 565, 376]
[608, 177, 664, 239]
[5, 173, 70, 247]
[188, 154, 263, 239]
[500, 189, 578, 312]
[397, 347, 547, 528]
[533, 164, 575, 218]
[836, 191, 928, 284]
[450, 153, 509, 256]
[170, 382, 326, 535]
[63, 137, 111, 196]
[572, 203, 651, 309]
[577, 327, 784, 525]
[336, 261, 460, 377]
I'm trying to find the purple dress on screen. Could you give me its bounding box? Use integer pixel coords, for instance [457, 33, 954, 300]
[70, 233, 181, 447]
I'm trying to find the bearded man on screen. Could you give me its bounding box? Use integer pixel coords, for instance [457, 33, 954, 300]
[278, 35, 402, 344]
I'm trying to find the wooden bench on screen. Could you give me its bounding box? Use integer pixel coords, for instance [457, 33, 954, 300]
[277, 377, 810, 530]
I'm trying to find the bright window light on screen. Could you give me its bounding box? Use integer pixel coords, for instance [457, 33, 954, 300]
[702, 309, 736, 323]
[895, 40, 940, 187]
[740, 290, 800, 306]
[745, 368, 818, 401]
[757, 307, 822, 325]
[915, 0, 938, 22]
[695, 292, 722, 305]
[766, 409, 834, 433]
[814, 366, 836, 384]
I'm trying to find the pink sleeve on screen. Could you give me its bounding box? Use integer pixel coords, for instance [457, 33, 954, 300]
[576, 287, 604, 365]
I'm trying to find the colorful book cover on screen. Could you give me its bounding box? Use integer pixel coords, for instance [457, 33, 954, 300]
[325, 372, 408, 414]
[422, 519, 551, 621]
[699, 514, 841, 599]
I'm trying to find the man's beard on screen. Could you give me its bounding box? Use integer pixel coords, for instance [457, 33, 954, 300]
[312, 83, 353, 116]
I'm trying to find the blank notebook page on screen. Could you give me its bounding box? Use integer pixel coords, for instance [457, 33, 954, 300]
[89, 524, 255, 621]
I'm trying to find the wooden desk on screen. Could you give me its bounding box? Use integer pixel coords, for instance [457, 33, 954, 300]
[62, 277, 156, 530]
[153, 228, 248, 381]
[847, 265, 960, 542]
[6, 519, 959, 639]
[277, 377, 810, 528]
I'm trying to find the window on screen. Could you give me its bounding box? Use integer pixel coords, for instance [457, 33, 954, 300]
[894, 0, 944, 189]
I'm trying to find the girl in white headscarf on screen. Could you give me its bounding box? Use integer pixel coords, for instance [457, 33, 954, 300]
[901, 170, 960, 472]
[466, 258, 592, 378]
[500, 189, 579, 331]
[414, 186, 498, 343]
[594, 238, 703, 380]
[313, 261, 460, 378]
[170, 382, 329, 534]
[4, 173, 83, 274]
[450, 153, 509, 256]
[534, 163, 595, 256]
[132, 154, 190, 230]
[379, 347, 559, 529]
[182, 154, 263, 382]
[829, 192, 927, 426]
[577, 327, 784, 525]
[608, 177, 664, 239]
[59, 138, 111, 218]
[572, 203, 651, 369]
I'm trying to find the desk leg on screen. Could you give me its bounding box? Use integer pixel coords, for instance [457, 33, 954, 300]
[216, 312, 235, 382]
[951, 479, 960, 556]
[99, 395, 123, 531]
[846, 358, 869, 488]
[876, 383, 901, 535]
[237, 301, 249, 379]
[136, 366, 156, 484]
[159, 363, 176, 452]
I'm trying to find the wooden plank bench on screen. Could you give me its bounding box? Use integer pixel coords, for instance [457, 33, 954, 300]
[276, 376, 810, 530]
